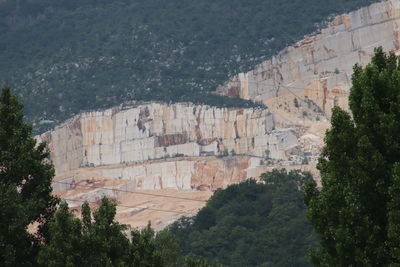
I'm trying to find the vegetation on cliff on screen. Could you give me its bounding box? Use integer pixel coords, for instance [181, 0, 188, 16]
[304, 48, 400, 265]
[166, 169, 318, 267]
[0, 0, 378, 132]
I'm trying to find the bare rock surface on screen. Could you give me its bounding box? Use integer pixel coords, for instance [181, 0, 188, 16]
[218, 0, 400, 117]
[42, 1, 400, 229]
[39, 102, 298, 175]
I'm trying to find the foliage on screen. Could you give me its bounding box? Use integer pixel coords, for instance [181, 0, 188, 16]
[303, 48, 400, 265]
[0, 0, 378, 133]
[38, 197, 218, 267]
[0, 86, 59, 266]
[166, 169, 318, 267]
[294, 97, 300, 108]
[38, 198, 155, 266]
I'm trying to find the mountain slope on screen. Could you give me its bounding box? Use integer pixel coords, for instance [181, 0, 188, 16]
[219, 0, 400, 120]
[0, 0, 378, 132]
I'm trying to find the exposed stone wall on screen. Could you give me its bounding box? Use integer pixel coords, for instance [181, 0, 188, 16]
[53, 156, 261, 192]
[217, 0, 400, 116]
[39, 102, 298, 175]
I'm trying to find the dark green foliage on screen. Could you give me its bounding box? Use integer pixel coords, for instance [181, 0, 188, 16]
[167, 170, 318, 267]
[0, 86, 58, 266]
[38, 198, 162, 266]
[0, 0, 378, 133]
[294, 98, 300, 108]
[39, 198, 164, 266]
[37, 202, 87, 267]
[38, 197, 219, 267]
[304, 48, 400, 265]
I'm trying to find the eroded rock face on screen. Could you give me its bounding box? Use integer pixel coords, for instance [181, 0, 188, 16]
[54, 156, 261, 192]
[40, 1, 398, 230]
[39, 102, 298, 175]
[217, 0, 400, 116]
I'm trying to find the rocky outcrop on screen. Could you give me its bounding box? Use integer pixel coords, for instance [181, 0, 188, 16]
[217, 0, 400, 116]
[39, 102, 298, 175]
[53, 156, 262, 193]
[43, 1, 396, 230]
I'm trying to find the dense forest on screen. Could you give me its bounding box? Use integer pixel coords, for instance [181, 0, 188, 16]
[0, 0, 378, 132]
[166, 169, 319, 267]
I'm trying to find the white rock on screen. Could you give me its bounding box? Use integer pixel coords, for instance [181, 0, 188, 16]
[39, 103, 297, 175]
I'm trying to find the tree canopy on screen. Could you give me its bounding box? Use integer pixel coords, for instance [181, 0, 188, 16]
[304, 47, 400, 265]
[38, 198, 162, 266]
[39, 197, 221, 267]
[167, 169, 318, 267]
[0, 86, 58, 266]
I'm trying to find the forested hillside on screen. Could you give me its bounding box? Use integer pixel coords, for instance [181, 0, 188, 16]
[0, 0, 378, 132]
[166, 170, 318, 267]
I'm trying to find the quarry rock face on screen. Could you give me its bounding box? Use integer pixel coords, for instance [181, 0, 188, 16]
[39, 102, 298, 178]
[43, 1, 400, 193]
[217, 0, 400, 116]
[53, 156, 261, 193]
[44, 1, 399, 229]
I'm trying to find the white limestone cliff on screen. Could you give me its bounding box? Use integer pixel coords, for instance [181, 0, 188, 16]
[217, 0, 400, 116]
[39, 102, 298, 176]
[53, 156, 262, 193]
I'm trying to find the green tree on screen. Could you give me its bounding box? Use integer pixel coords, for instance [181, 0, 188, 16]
[167, 170, 317, 267]
[129, 224, 164, 267]
[304, 47, 400, 265]
[0, 86, 58, 266]
[39, 198, 151, 266]
[36, 202, 84, 267]
[82, 199, 132, 266]
[39, 197, 216, 267]
[294, 97, 300, 108]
